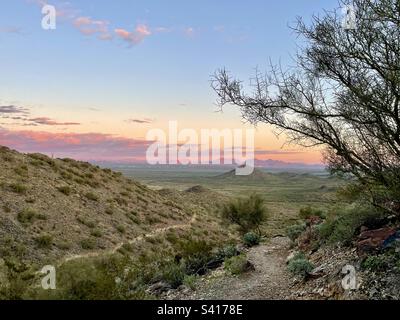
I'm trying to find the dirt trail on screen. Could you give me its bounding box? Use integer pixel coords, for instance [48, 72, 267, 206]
[61, 214, 197, 265]
[174, 236, 293, 300]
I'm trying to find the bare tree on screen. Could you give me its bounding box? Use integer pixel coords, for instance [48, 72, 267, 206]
[212, 0, 400, 212]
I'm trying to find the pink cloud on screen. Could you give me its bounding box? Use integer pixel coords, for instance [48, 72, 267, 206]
[115, 24, 151, 46]
[0, 128, 152, 162]
[73, 16, 112, 40]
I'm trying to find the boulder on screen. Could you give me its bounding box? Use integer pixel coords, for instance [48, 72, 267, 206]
[356, 227, 396, 253]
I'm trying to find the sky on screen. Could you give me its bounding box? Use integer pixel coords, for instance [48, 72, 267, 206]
[0, 0, 339, 165]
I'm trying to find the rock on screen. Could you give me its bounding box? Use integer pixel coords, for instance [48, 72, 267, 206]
[146, 281, 172, 294]
[357, 227, 396, 253]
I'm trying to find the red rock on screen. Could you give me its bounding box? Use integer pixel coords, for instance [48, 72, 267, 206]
[356, 227, 396, 253]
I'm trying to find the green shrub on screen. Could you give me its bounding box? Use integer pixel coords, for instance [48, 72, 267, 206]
[243, 232, 260, 247]
[285, 223, 307, 242]
[317, 203, 385, 245]
[220, 194, 268, 234]
[160, 262, 185, 289]
[183, 274, 198, 290]
[76, 217, 96, 228]
[14, 166, 28, 177]
[361, 255, 388, 272]
[57, 186, 72, 195]
[85, 192, 99, 201]
[9, 183, 27, 194]
[80, 238, 96, 250]
[217, 244, 239, 260]
[299, 206, 325, 219]
[90, 229, 103, 238]
[105, 207, 114, 215]
[224, 255, 251, 275]
[17, 208, 37, 224]
[116, 224, 126, 234]
[287, 253, 314, 278]
[35, 234, 53, 249]
[178, 239, 214, 275]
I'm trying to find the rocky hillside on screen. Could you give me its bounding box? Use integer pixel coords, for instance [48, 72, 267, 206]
[0, 146, 230, 266]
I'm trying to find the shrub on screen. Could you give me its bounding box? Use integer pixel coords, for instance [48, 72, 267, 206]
[9, 183, 27, 194]
[17, 208, 37, 224]
[361, 255, 388, 272]
[217, 244, 239, 260]
[160, 262, 185, 289]
[243, 232, 260, 247]
[85, 192, 99, 202]
[220, 194, 268, 234]
[35, 234, 53, 249]
[57, 186, 72, 195]
[178, 239, 214, 275]
[285, 223, 307, 242]
[105, 207, 114, 215]
[317, 203, 385, 245]
[80, 238, 96, 250]
[76, 217, 96, 228]
[90, 229, 103, 238]
[183, 274, 198, 290]
[224, 255, 251, 275]
[56, 241, 72, 250]
[3, 204, 11, 213]
[116, 224, 126, 234]
[287, 253, 314, 279]
[299, 206, 325, 219]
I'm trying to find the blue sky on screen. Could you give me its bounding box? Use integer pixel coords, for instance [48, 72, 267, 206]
[0, 0, 339, 163]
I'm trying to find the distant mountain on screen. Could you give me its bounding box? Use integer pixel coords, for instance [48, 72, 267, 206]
[214, 167, 275, 182]
[254, 159, 325, 170]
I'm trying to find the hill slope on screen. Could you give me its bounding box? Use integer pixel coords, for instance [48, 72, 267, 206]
[0, 146, 229, 265]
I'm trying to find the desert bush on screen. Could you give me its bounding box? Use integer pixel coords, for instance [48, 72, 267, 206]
[9, 183, 27, 194]
[285, 223, 307, 242]
[178, 239, 214, 275]
[14, 166, 28, 177]
[299, 206, 325, 220]
[57, 186, 72, 196]
[116, 224, 126, 234]
[243, 232, 260, 247]
[287, 253, 314, 278]
[56, 241, 72, 250]
[220, 194, 267, 234]
[217, 244, 239, 260]
[76, 217, 96, 228]
[90, 229, 103, 238]
[105, 207, 114, 215]
[224, 255, 251, 275]
[3, 204, 11, 213]
[85, 192, 99, 202]
[361, 254, 390, 272]
[80, 238, 96, 250]
[182, 275, 198, 290]
[35, 234, 53, 249]
[17, 208, 37, 224]
[159, 262, 185, 289]
[317, 203, 385, 246]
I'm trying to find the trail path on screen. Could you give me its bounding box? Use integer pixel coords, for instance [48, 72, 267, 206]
[173, 237, 294, 300]
[61, 214, 197, 265]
